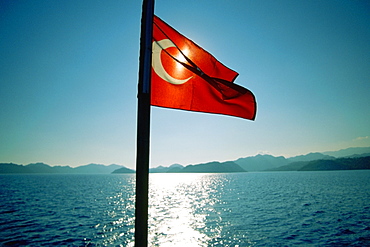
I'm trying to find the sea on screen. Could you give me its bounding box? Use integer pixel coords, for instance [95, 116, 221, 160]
[0, 171, 369, 246]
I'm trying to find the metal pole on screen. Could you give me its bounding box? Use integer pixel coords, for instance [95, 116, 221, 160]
[135, 0, 154, 246]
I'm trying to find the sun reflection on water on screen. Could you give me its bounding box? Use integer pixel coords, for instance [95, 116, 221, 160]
[148, 173, 223, 246]
[91, 175, 136, 246]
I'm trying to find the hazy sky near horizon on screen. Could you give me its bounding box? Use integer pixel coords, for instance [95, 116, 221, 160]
[1, 0, 369, 168]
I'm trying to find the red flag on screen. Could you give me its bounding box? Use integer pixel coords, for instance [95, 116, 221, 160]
[151, 15, 257, 120]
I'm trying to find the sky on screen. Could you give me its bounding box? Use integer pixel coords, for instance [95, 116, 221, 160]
[0, 0, 369, 169]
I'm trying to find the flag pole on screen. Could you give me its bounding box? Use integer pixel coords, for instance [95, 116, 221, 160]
[135, 0, 154, 246]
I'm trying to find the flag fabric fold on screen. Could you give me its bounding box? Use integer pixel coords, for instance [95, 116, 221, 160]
[151, 15, 257, 120]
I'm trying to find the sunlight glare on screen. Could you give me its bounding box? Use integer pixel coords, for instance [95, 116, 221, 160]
[148, 174, 216, 246]
[175, 48, 189, 70]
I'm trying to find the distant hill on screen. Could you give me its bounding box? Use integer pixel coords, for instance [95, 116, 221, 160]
[3, 146, 370, 174]
[234, 154, 289, 172]
[149, 164, 184, 173]
[322, 147, 370, 158]
[114, 161, 245, 174]
[144, 147, 370, 173]
[0, 163, 62, 174]
[268, 156, 370, 171]
[180, 161, 245, 173]
[166, 165, 184, 173]
[299, 156, 370, 171]
[111, 166, 135, 174]
[74, 164, 124, 174]
[0, 163, 129, 174]
[234, 151, 368, 172]
[267, 161, 310, 172]
[345, 153, 370, 158]
[233, 153, 333, 172]
[287, 152, 334, 162]
[0, 163, 33, 173]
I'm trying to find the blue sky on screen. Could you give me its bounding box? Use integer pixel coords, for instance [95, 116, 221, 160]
[1, 0, 369, 168]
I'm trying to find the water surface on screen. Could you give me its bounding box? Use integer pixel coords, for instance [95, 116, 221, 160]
[1, 171, 369, 246]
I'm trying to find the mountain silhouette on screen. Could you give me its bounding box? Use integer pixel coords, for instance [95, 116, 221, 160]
[149, 164, 184, 173]
[111, 166, 135, 174]
[298, 157, 370, 171]
[180, 161, 245, 173]
[234, 154, 288, 172]
[0, 163, 130, 174]
[322, 147, 370, 158]
[1, 146, 369, 174]
[286, 152, 334, 162]
[146, 147, 370, 173]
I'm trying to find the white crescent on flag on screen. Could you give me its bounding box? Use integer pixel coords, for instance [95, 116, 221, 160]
[152, 39, 192, 85]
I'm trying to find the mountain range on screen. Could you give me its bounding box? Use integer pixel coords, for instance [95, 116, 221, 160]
[0, 163, 134, 174]
[1, 147, 369, 174]
[146, 147, 370, 173]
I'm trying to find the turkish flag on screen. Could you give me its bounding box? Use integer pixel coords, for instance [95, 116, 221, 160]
[151, 15, 257, 120]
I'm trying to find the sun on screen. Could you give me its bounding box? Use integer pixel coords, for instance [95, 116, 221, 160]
[175, 48, 189, 70]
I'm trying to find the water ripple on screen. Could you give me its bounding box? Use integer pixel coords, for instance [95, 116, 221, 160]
[0, 171, 369, 246]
